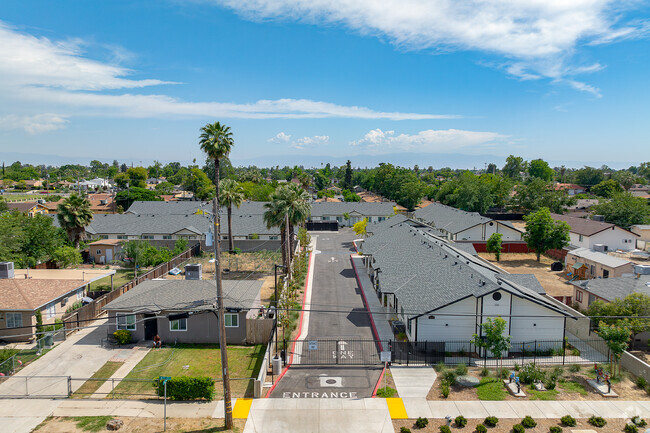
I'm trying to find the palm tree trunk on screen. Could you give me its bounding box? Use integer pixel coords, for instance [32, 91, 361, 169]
[280, 225, 287, 270]
[289, 224, 295, 260]
[228, 206, 234, 253]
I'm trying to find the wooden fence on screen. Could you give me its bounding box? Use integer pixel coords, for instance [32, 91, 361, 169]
[62, 244, 201, 334]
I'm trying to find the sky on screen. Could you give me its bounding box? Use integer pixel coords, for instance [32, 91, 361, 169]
[0, 0, 649, 169]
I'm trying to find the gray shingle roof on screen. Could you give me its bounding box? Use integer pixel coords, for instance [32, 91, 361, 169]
[103, 278, 263, 312]
[572, 275, 650, 302]
[126, 200, 268, 216]
[362, 223, 565, 317]
[498, 274, 546, 295]
[310, 202, 396, 217]
[366, 214, 444, 236]
[413, 202, 505, 234]
[568, 247, 632, 268]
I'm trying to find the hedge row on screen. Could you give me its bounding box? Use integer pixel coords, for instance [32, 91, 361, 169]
[154, 376, 215, 401]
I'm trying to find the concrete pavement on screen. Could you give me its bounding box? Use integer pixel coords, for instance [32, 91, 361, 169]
[91, 346, 151, 398]
[390, 366, 437, 398]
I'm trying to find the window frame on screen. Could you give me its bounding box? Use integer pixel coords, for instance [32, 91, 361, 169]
[116, 313, 136, 331]
[169, 318, 187, 331]
[6, 312, 22, 328]
[576, 290, 583, 303]
[225, 313, 239, 328]
[46, 303, 56, 319]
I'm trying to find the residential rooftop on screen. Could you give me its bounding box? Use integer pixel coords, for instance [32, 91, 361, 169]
[551, 213, 638, 237]
[413, 202, 519, 234]
[567, 247, 633, 268]
[572, 274, 650, 302]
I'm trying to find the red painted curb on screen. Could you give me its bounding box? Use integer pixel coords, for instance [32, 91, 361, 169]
[350, 255, 383, 352]
[265, 250, 313, 398]
[372, 364, 387, 397]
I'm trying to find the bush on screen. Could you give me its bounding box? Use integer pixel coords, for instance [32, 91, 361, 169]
[519, 363, 544, 384]
[455, 415, 468, 428]
[113, 329, 132, 345]
[551, 366, 564, 379]
[476, 424, 487, 433]
[154, 376, 215, 401]
[400, 427, 411, 433]
[588, 416, 606, 427]
[632, 416, 647, 427]
[440, 426, 451, 433]
[415, 417, 428, 428]
[636, 376, 647, 389]
[521, 416, 537, 428]
[375, 386, 396, 398]
[549, 427, 562, 433]
[441, 380, 450, 398]
[484, 416, 499, 427]
[544, 376, 557, 390]
[443, 370, 457, 385]
[624, 424, 638, 433]
[480, 367, 490, 377]
[435, 362, 446, 372]
[569, 364, 581, 373]
[513, 424, 525, 433]
[560, 415, 576, 427]
[455, 363, 468, 376]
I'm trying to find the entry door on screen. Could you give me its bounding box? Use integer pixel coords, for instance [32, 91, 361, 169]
[144, 314, 158, 340]
[106, 249, 113, 262]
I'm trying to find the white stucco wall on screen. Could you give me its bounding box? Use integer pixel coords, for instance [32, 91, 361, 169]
[416, 296, 477, 343]
[570, 227, 637, 251]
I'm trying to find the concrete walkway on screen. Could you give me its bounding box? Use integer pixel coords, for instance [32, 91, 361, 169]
[390, 366, 437, 398]
[91, 346, 151, 398]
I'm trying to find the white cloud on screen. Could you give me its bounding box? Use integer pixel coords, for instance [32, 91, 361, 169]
[291, 135, 329, 149]
[268, 132, 292, 143]
[0, 113, 68, 134]
[351, 128, 507, 153]
[216, 0, 647, 94]
[0, 21, 455, 131]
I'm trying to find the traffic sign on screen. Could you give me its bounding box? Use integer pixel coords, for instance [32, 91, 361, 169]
[380, 351, 391, 363]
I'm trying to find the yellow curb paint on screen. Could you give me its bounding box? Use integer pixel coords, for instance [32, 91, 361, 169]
[386, 398, 408, 419]
[232, 398, 253, 419]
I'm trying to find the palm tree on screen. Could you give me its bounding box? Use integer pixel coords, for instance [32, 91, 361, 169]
[219, 179, 244, 253]
[57, 194, 93, 248]
[198, 121, 234, 429]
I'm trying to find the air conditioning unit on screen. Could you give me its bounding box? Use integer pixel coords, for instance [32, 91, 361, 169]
[0, 262, 14, 279]
[592, 215, 605, 222]
[634, 265, 650, 276]
[185, 264, 202, 280]
[593, 244, 607, 253]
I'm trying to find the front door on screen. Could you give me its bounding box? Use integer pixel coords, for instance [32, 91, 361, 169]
[106, 248, 113, 262]
[144, 314, 158, 340]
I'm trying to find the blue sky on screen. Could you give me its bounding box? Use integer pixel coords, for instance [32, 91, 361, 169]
[0, 0, 649, 168]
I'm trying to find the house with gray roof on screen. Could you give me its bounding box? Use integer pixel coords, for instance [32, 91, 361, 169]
[309, 202, 396, 227]
[357, 223, 572, 350]
[551, 213, 638, 252]
[565, 247, 635, 280]
[413, 202, 522, 241]
[103, 278, 267, 344]
[126, 200, 268, 217]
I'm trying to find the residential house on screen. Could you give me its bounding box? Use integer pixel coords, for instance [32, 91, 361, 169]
[553, 183, 586, 195]
[79, 178, 112, 190]
[631, 225, 650, 251]
[0, 265, 115, 342]
[630, 184, 650, 199]
[413, 202, 523, 241]
[103, 278, 265, 344]
[309, 202, 396, 227]
[46, 193, 116, 214]
[571, 265, 650, 311]
[6, 202, 50, 217]
[551, 213, 639, 251]
[565, 199, 599, 218]
[358, 223, 571, 350]
[88, 239, 123, 264]
[565, 247, 635, 280]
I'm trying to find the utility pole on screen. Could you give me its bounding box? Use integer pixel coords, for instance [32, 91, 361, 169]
[212, 190, 233, 428]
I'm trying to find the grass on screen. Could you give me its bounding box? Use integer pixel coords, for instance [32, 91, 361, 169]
[73, 416, 113, 432]
[71, 361, 122, 398]
[90, 269, 133, 292]
[376, 386, 397, 398]
[111, 344, 265, 399]
[527, 385, 559, 400]
[475, 377, 508, 401]
[558, 380, 588, 396]
[0, 347, 51, 375]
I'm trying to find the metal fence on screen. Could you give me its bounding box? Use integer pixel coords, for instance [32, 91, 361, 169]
[285, 338, 610, 367]
[0, 328, 66, 376]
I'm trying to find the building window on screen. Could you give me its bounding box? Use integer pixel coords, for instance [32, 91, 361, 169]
[579, 234, 583, 242]
[141, 235, 154, 240]
[116, 314, 136, 330]
[163, 235, 172, 240]
[225, 313, 239, 327]
[6, 312, 22, 328]
[576, 290, 583, 303]
[96, 249, 102, 255]
[378, 217, 386, 222]
[77, 289, 84, 299]
[117, 235, 128, 240]
[170, 318, 187, 331]
[270, 236, 278, 240]
[46, 303, 56, 319]
[322, 216, 330, 221]
[99, 235, 108, 239]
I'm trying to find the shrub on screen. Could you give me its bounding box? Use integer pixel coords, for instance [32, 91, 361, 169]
[569, 364, 581, 373]
[440, 426, 451, 433]
[560, 415, 576, 427]
[571, 348, 580, 356]
[521, 416, 537, 428]
[624, 424, 638, 433]
[480, 367, 490, 377]
[632, 416, 647, 427]
[376, 386, 396, 398]
[588, 416, 606, 427]
[519, 363, 544, 384]
[441, 380, 450, 398]
[415, 417, 428, 429]
[499, 368, 509, 379]
[455, 415, 468, 428]
[549, 427, 562, 433]
[513, 424, 525, 433]
[514, 363, 520, 372]
[113, 329, 132, 345]
[484, 416, 499, 427]
[455, 363, 468, 376]
[154, 376, 215, 401]
[544, 375, 557, 390]
[443, 370, 457, 385]
[551, 366, 564, 379]
[636, 376, 647, 389]
[400, 427, 411, 433]
[435, 362, 446, 372]
[476, 424, 487, 433]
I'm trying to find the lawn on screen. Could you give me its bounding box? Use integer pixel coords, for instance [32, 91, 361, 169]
[89, 269, 134, 292]
[558, 379, 588, 396]
[475, 377, 508, 400]
[527, 385, 559, 400]
[111, 344, 265, 399]
[71, 361, 122, 398]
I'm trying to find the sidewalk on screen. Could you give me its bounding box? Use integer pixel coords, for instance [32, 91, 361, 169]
[91, 346, 151, 398]
[390, 366, 437, 398]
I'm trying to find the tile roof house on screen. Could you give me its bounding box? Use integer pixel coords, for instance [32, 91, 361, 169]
[565, 247, 635, 280]
[571, 265, 650, 311]
[551, 213, 638, 252]
[358, 223, 571, 349]
[413, 202, 523, 241]
[553, 183, 586, 195]
[45, 193, 116, 214]
[103, 278, 266, 344]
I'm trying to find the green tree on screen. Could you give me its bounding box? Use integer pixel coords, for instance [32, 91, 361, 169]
[115, 187, 161, 210]
[398, 181, 426, 211]
[597, 322, 631, 378]
[313, 171, 329, 191]
[512, 178, 576, 213]
[591, 192, 650, 229]
[219, 179, 244, 253]
[125, 167, 148, 188]
[528, 159, 555, 181]
[343, 160, 353, 190]
[122, 240, 150, 278]
[184, 168, 215, 200]
[57, 194, 93, 248]
[613, 170, 636, 190]
[502, 155, 526, 180]
[342, 189, 361, 202]
[523, 207, 570, 261]
[52, 246, 82, 268]
[586, 293, 650, 348]
[472, 317, 511, 375]
[172, 238, 188, 255]
[486, 233, 503, 261]
[572, 166, 604, 188]
[353, 218, 368, 237]
[591, 179, 623, 198]
[154, 181, 175, 195]
[0, 199, 7, 213]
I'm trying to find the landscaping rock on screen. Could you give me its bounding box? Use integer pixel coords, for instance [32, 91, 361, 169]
[456, 375, 480, 387]
[106, 419, 124, 431]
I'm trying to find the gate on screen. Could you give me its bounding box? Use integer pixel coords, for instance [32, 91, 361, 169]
[288, 339, 382, 365]
[306, 221, 339, 231]
[0, 375, 71, 398]
[390, 340, 445, 366]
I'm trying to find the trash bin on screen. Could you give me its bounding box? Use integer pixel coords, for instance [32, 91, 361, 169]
[43, 332, 54, 348]
[272, 355, 282, 375]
